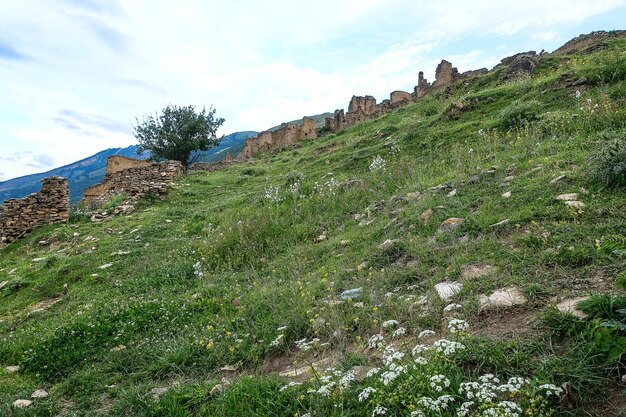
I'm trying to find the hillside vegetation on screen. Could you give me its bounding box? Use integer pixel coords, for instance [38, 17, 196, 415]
[1, 35, 625, 416]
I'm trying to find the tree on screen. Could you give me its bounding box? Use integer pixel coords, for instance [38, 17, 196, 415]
[134, 104, 225, 172]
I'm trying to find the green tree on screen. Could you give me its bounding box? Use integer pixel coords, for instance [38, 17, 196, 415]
[134, 104, 225, 172]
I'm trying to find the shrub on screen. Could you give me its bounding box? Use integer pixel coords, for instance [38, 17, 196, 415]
[588, 130, 626, 188]
[497, 100, 541, 131]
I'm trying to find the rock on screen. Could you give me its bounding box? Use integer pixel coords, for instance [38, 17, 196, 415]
[99, 263, 113, 270]
[378, 239, 400, 251]
[352, 366, 374, 382]
[340, 288, 362, 300]
[32, 257, 46, 263]
[503, 175, 516, 183]
[13, 399, 32, 408]
[437, 218, 464, 233]
[434, 281, 462, 300]
[31, 389, 48, 399]
[220, 365, 238, 373]
[406, 192, 421, 201]
[358, 219, 375, 227]
[490, 219, 510, 228]
[151, 387, 170, 399]
[110, 344, 126, 352]
[5, 365, 19, 373]
[315, 234, 327, 242]
[210, 384, 224, 395]
[0, 280, 8, 290]
[461, 265, 496, 280]
[556, 297, 589, 319]
[420, 208, 434, 222]
[447, 189, 458, 197]
[479, 286, 527, 309]
[357, 262, 368, 271]
[165, 219, 173, 224]
[556, 193, 578, 201]
[565, 201, 585, 208]
[501, 191, 511, 198]
[550, 175, 566, 184]
[340, 240, 351, 246]
[312, 317, 326, 330]
[571, 76, 588, 86]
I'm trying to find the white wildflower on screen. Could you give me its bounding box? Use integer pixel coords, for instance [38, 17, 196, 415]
[270, 334, 284, 347]
[538, 383, 563, 397]
[392, 326, 406, 338]
[368, 334, 384, 349]
[382, 319, 398, 328]
[443, 303, 462, 312]
[447, 318, 469, 334]
[369, 155, 386, 172]
[358, 386, 377, 402]
[429, 374, 451, 392]
[372, 405, 387, 416]
[418, 329, 436, 339]
[433, 339, 465, 356]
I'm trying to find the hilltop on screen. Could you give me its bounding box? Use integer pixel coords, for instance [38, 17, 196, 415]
[0, 31, 625, 416]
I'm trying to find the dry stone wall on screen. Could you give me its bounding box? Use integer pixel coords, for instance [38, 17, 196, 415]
[239, 116, 317, 159]
[0, 177, 69, 244]
[83, 158, 183, 207]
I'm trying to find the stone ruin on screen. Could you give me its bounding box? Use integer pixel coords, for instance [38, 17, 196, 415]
[239, 116, 318, 159]
[236, 59, 492, 159]
[83, 155, 183, 207]
[324, 60, 487, 133]
[0, 176, 69, 244]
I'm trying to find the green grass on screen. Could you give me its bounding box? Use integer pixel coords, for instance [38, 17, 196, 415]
[1, 38, 626, 416]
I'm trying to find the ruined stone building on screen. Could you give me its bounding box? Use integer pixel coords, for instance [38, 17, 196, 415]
[0, 177, 69, 243]
[83, 156, 183, 206]
[238, 116, 317, 159]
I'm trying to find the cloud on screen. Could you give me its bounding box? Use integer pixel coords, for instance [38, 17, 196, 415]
[83, 17, 128, 52]
[55, 0, 123, 15]
[0, 151, 54, 170]
[54, 109, 130, 135]
[0, 41, 31, 61]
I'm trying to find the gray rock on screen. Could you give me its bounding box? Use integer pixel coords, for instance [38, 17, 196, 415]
[13, 399, 32, 408]
[556, 297, 589, 319]
[31, 389, 48, 399]
[210, 384, 224, 395]
[556, 193, 578, 201]
[379, 239, 400, 251]
[5, 365, 19, 373]
[479, 286, 527, 309]
[434, 281, 462, 300]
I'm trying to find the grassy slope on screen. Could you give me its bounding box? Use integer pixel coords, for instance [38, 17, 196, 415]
[0, 39, 625, 416]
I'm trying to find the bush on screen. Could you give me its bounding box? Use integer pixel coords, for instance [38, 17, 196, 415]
[497, 100, 541, 130]
[588, 130, 626, 188]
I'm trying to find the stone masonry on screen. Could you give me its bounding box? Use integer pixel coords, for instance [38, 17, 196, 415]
[239, 116, 317, 159]
[83, 156, 183, 207]
[0, 176, 69, 244]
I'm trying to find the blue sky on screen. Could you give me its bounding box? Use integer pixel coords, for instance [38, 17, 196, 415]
[0, 0, 625, 180]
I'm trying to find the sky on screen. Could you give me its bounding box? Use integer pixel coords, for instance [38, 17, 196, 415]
[0, 0, 625, 181]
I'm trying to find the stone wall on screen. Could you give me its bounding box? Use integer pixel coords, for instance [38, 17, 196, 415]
[0, 177, 69, 244]
[239, 116, 318, 159]
[83, 158, 183, 206]
[190, 160, 241, 172]
[106, 155, 151, 175]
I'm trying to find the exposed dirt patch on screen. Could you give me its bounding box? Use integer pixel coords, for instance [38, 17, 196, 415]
[27, 295, 62, 315]
[472, 309, 537, 339]
[585, 383, 626, 417]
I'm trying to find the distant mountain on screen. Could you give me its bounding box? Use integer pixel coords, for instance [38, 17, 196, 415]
[0, 131, 257, 204]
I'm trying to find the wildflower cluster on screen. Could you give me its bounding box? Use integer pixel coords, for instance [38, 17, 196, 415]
[369, 155, 387, 172]
[313, 177, 340, 197]
[283, 320, 560, 417]
[263, 185, 283, 203]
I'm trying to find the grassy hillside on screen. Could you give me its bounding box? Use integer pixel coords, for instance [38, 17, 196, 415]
[0, 37, 625, 416]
